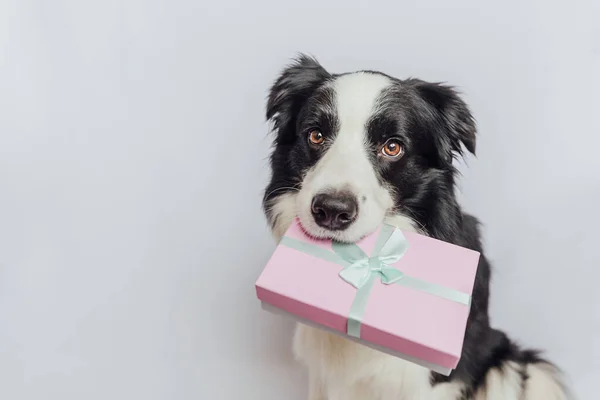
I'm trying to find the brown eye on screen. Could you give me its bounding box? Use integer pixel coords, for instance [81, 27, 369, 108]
[308, 130, 324, 145]
[382, 139, 403, 158]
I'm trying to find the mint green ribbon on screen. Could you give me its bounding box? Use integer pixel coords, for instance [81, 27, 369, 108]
[279, 224, 472, 338]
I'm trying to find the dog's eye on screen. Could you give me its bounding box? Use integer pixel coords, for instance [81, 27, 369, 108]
[308, 130, 325, 145]
[381, 139, 403, 158]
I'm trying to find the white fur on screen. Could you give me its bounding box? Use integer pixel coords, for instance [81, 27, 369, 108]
[267, 192, 298, 240]
[475, 361, 523, 400]
[266, 72, 568, 399]
[296, 73, 395, 243]
[522, 363, 569, 400]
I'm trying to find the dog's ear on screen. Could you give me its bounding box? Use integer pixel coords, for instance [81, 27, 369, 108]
[411, 80, 477, 160]
[266, 54, 331, 134]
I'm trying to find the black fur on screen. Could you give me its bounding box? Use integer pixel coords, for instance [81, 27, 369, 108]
[262, 55, 562, 396]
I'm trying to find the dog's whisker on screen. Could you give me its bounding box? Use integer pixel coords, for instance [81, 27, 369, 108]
[264, 185, 301, 201]
[390, 208, 427, 233]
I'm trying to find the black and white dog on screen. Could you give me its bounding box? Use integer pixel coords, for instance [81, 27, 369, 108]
[261, 55, 569, 399]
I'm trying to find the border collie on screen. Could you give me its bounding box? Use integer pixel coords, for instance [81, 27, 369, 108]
[261, 55, 569, 399]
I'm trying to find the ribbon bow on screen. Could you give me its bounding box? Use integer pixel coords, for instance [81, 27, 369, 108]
[333, 229, 408, 289]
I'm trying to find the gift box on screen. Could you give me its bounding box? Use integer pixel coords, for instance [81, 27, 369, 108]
[255, 219, 480, 375]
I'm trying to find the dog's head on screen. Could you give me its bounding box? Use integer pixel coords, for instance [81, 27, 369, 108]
[263, 55, 476, 242]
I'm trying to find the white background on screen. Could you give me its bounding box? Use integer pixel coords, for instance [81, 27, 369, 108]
[0, 1, 598, 399]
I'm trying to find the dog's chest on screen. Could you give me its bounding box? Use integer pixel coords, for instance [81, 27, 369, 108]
[293, 324, 435, 399]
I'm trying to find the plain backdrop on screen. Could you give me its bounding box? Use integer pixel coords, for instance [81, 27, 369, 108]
[0, 1, 598, 399]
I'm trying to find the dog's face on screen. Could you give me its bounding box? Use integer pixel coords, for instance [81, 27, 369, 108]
[263, 56, 476, 242]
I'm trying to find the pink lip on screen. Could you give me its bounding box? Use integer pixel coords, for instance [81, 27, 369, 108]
[294, 217, 330, 242]
[295, 216, 378, 244]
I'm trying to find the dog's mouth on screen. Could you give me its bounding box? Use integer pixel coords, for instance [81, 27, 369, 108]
[295, 217, 347, 242]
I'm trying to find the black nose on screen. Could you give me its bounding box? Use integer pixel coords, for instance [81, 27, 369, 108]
[311, 192, 358, 231]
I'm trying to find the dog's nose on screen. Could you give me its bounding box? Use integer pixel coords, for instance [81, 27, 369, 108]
[311, 192, 358, 231]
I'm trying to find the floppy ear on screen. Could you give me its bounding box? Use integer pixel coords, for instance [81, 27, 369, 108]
[266, 54, 331, 135]
[411, 80, 477, 160]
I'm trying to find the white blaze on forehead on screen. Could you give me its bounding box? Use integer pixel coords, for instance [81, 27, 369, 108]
[333, 72, 393, 132]
[296, 72, 396, 242]
[307, 72, 392, 194]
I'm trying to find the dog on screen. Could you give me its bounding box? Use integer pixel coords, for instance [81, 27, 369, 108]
[261, 55, 569, 399]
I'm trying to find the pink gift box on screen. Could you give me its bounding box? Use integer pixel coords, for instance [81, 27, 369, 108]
[255, 219, 480, 375]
